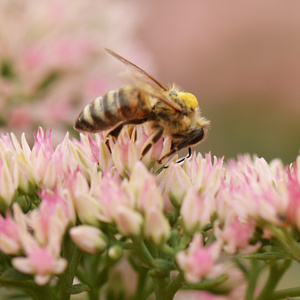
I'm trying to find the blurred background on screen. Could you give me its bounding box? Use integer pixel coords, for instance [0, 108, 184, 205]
[0, 0, 299, 164]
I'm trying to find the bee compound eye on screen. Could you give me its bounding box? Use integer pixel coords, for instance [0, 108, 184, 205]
[182, 110, 188, 116]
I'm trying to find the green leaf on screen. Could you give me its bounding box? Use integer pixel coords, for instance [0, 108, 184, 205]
[67, 283, 90, 294]
[1, 59, 15, 79]
[37, 71, 60, 91]
[243, 252, 287, 261]
[184, 274, 228, 290]
[152, 259, 174, 271]
[1, 268, 32, 281]
[15, 194, 32, 213]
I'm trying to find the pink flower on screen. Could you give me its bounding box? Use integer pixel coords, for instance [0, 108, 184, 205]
[27, 201, 68, 252]
[38, 186, 76, 226]
[176, 234, 223, 283]
[110, 126, 172, 173]
[31, 128, 70, 188]
[161, 162, 192, 206]
[128, 161, 164, 212]
[218, 156, 288, 227]
[91, 172, 133, 223]
[70, 225, 108, 254]
[183, 153, 224, 193]
[214, 215, 261, 254]
[175, 267, 247, 299]
[12, 244, 67, 286]
[67, 169, 103, 225]
[68, 134, 97, 176]
[0, 132, 35, 195]
[1, 125, 300, 296]
[87, 134, 115, 172]
[286, 157, 300, 228]
[181, 187, 215, 234]
[111, 129, 139, 174]
[114, 206, 143, 237]
[0, 204, 27, 255]
[144, 208, 171, 246]
[0, 154, 18, 207]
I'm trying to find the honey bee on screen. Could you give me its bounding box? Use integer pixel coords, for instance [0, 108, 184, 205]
[74, 48, 210, 163]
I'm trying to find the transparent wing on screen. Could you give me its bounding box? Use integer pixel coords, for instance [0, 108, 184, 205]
[104, 48, 181, 112]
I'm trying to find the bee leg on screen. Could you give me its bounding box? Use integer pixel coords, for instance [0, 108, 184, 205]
[140, 126, 164, 159]
[107, 118, 148, 139]
[174, 147, 192, 164]
[107, 122, 125, 139]
[158, 128, 204, 164]
[163, 148, 192, 169]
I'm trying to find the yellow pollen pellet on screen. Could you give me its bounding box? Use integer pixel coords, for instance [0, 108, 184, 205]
[178, 92, 198, 109]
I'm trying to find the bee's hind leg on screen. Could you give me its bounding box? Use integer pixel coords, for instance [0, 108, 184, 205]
[107, 122, 125, 139]
[107, 118, 149, 139]
[140, 126, 164, 159]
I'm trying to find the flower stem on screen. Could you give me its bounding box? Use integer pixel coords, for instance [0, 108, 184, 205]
[245, 260, 265, 300]
[59, 234, 83, 300]
[152, 273, 184, 300]
[153, 277, 170, 300]
[270, 287, 300, 299]
[133, 239, 154, 266]
[0, 277, 56, 300]
[165, 271, 184, 297]
[255, 259, 291, 300]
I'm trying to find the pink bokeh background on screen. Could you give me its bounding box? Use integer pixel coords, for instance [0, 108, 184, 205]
[136, 0, 300, 163]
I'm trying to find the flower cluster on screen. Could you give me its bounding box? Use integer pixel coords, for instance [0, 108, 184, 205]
[0, 0, 150, 142]
[0, 127, 300, 299]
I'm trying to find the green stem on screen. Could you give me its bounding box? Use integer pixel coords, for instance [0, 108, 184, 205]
[270, 287, 300, 299]
[245, 260, 265, 300]
[153, 277, 169, 300]
[281, 229, 300, 262]
[0, 278, 56, 300]
[59, 235, 83, 300]
[255, 260, 291, 300]
[152, 273, 185, 300]
[133, 239, 154, 267]
[165, 272, 184, 297]
[132, 267, 152, 300]
[88, 288, 100, 300]
[266, 225, 300, 262]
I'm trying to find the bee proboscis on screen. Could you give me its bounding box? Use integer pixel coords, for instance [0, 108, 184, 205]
[74, 48, 210, 163]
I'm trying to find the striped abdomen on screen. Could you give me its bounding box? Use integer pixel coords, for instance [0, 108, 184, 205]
[74, 87, 152, 133]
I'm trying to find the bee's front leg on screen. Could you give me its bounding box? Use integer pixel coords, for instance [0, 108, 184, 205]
[158, 127, 204, 164]
[162, 147, 192, 169]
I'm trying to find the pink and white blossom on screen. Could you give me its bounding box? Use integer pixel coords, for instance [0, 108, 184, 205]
[214, 214, 261, 254]
[176, 234, 223, 283]
[180, 186, 216, 234]
[144, 208, 171, 246]
[0, 204, 27, 255]
[12, 244, 67, 286]
[70, 225, 108, 255]
[114, 206, 143, 237]
[0, 127, 299, 295]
